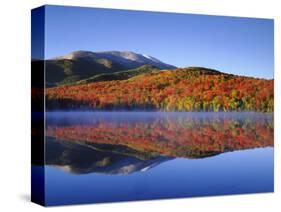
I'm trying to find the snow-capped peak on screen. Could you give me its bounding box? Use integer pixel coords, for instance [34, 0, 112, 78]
[141, 54, 160, 63]
[52, 50, 177, 70]
[142, 54, 152, 59]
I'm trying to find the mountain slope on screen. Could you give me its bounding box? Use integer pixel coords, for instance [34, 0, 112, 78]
[76, 64, 160, 84]
[44, 50, 176, 86]
[46, 67, 274, 112]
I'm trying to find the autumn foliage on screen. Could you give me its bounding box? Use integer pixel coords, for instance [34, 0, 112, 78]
[47, 115, 273, 158]
[46, 68, 274, 112]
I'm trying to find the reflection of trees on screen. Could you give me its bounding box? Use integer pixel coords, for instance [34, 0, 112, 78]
[47, 116, 273, 159]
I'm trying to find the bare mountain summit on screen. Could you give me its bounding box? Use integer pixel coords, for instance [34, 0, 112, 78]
[43, 50, 176, 86]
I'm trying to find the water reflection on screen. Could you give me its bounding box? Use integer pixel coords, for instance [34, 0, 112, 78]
[46, 137, 172, 175]
[45, 112, 273, 175]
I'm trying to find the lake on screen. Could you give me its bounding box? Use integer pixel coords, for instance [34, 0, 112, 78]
[35, 112, 274, 205]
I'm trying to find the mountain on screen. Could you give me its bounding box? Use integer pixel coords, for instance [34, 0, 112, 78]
[46, 67, 274, 112]
[44, 50, 176, 86]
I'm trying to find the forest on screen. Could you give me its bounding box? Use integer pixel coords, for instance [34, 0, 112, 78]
[46, 67, 274, 112]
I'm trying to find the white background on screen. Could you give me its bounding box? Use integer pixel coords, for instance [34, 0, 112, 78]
[0, 0, 280, 211]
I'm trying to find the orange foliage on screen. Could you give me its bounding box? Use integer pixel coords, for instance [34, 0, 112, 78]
[46, 68, 274, 112]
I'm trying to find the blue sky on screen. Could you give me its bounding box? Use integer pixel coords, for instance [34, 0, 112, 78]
[41, 5, 273, 79]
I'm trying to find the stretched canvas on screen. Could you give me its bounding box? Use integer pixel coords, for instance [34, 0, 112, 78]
[31, 5, 274, 206]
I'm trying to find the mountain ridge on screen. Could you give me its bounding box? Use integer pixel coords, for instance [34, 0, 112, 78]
[53, 50, 175, 69]
[43, 50, 176, 86]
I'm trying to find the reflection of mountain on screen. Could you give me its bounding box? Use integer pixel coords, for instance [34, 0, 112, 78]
[45, 137, 172, 175]
[46, 113, 273, 161]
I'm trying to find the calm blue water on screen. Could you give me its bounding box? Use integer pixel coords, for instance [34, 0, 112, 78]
[37, 112, 274, 205]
